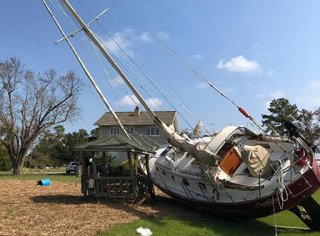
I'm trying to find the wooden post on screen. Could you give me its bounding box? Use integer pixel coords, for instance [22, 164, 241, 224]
[80, 152, 86, 195]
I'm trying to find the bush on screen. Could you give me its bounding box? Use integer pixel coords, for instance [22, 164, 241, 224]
[0, 155, 12, 171]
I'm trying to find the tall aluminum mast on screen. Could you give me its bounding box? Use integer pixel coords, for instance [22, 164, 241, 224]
[60, 0, 158, 121]
[58, 0, 217, 161]
[42, 0, 131, 140]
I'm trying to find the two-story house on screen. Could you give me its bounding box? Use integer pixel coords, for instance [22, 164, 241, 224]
[94, 106, 179, 149]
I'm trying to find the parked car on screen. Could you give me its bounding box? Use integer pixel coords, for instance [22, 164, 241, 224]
[66, 161, 77, 174]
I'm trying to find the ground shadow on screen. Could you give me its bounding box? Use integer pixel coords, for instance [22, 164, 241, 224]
[31, 194, 288, 236]
[30, 193, 313, 235]
[31, 194, 88, 205]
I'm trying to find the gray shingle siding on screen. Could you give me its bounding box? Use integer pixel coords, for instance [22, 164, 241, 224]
[95, 107, 179, 148]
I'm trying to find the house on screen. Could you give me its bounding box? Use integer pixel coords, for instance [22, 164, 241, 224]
[94, 106, 179, 149]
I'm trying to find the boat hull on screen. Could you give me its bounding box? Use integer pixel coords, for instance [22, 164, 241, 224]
[154, 159, 320, 219]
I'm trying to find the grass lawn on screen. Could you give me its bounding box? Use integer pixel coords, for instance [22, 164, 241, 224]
[100, 191, 320, 236]
[0, 171, 81, 183]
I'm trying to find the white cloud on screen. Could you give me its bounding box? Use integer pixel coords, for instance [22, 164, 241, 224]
[110, 75, 125, 87]
[101, 29, 134, 56]
[197, 82, 209, 89]
[116, 94, 163, 109]
[116, 94, 139, 107]
[138, 32, 152, 42]
[146, 97, 163, 109]
[217, 55, 262, 74]
[100, 29, 170, 57]
[193, 54, 205, 61]
[270, 90, 285, 99]
[156, 31, 170, 40]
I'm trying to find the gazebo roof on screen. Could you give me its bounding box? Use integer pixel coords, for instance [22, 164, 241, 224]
[76, 134, 154, 153]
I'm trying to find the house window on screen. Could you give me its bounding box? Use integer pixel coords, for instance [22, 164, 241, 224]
[125, 127, 134, 134]
[146, 126, 160, 136]
[110, 127, 120, 135]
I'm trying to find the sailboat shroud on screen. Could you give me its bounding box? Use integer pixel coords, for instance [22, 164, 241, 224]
[46, 0, 320, 220]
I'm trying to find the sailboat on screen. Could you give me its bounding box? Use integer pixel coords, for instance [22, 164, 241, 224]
[43, 0, 320, 227]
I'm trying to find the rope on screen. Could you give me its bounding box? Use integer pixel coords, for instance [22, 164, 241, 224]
[276, 159, 289, 210]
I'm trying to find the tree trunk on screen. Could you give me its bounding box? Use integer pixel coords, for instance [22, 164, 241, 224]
[12, 163, 23, 175]
[11, 153, 25, 175]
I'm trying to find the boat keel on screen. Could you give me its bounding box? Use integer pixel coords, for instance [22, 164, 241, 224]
[289, 196, 320, 231]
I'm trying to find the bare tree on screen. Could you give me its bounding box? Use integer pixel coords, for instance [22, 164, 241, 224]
[0, 57, 81, 175]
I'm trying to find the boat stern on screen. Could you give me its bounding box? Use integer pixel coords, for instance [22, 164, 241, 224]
[311, 155, 320, 184]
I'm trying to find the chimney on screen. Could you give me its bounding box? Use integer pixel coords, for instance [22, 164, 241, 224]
[134, 106, 141, 116]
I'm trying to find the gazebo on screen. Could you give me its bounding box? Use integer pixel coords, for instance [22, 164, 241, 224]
[76, 134, 155, 201]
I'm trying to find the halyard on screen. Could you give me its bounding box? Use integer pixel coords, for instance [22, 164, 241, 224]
[0, 173, 319, 236]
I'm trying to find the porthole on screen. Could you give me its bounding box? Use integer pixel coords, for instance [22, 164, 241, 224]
[162, 171, 166, 176]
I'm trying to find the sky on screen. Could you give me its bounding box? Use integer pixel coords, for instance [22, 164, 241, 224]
[1, 0, 320, 135]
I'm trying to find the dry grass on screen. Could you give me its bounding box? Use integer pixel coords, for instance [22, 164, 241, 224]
[0, 180, 145, 235]
[0, 180, 199, 236]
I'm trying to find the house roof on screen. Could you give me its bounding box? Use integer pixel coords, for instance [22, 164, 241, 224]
[94, 109, 177, 126]
[76, 134, 154, 153]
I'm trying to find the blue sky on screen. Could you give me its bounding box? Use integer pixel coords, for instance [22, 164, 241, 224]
[1, 0, 320, 134]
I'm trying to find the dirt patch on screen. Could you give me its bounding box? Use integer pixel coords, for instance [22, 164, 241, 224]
[0, 180, 201, 235]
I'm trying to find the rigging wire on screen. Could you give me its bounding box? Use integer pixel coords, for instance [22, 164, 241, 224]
[56, 0, 218, 156]
[52, 1, 164, 147]
[106, 0, 266, 132]
[60, 1, 163, 147]
[77, 0, 202, 133]
[87, 40, 125, 111]
[104, 0, 294, 155]
[45, 0, 132, 139]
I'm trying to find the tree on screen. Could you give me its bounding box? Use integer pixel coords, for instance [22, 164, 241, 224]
[262, 98, 300, 135]
[261, 98, 320, 145]
[297, 109, 320, 145]
[31, 126, 89, 167]
[0, 57, 81, 175]
[30, 125, 66, 168]
[61, 129, 89, 163]
[0, 143, 11, 171]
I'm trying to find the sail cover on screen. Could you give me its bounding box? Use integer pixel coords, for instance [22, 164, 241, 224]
[242, 145, 271, 177]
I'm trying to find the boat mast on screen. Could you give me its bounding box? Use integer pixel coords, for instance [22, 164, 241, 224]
[42, 0, 131, 140]
[58, 0, 218, 162]
[60, 0, 157, 120]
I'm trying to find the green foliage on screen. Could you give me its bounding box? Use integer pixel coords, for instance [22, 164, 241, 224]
[262, 98, 320, 144]
[30, 125, 91, 167]
[262, 98, 299, 135]
[0, 144, 11, 171]
[297, 109, 320, 144]
[90, 127, 99, 138]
